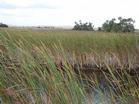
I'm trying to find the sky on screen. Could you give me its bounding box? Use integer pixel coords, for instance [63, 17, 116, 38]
[0, 0, 139, 28]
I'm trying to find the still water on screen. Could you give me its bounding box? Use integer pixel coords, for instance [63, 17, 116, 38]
[85, 87, 135, 104]
[82, 71, 135, 104]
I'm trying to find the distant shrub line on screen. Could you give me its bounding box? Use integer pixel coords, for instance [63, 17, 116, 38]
[0, 17, 136, 32]
[73, 17, 135, 32]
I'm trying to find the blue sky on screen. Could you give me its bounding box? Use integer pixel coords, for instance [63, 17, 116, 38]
[0, 0, 139, 28]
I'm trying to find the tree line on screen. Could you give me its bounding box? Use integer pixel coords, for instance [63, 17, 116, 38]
[73, 17, 135, 32]
[0, 23, 8, 28]
[0, 17, 136, 32]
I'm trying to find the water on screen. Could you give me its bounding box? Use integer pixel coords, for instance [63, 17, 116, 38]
[84, 79, 136, 104]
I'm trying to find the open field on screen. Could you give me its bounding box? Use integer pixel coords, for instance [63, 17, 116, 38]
[0, 28, 139, 104]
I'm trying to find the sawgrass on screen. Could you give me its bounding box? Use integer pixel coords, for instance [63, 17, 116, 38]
[0, 28, 139, 104]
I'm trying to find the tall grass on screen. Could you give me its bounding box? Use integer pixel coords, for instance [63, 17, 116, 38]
[0, 32, 87, 104]
[0, 28, 139, 104]
[0, 28, 139, 53]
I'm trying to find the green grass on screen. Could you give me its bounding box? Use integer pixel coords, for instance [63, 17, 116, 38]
[0, 28, 139, 104]
[0, 28, 139, 53]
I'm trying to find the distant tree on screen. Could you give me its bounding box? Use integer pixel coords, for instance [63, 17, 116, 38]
[0, 23, 8, 28]
[98, 27, 102, 31]
[102, 19, 116, 32]
[118, 17, 135, 32]
[73, 20, 94, 31]
[102, 17, 135, 32]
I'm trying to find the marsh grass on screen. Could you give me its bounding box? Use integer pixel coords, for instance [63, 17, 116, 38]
[0, 28, 139, 104]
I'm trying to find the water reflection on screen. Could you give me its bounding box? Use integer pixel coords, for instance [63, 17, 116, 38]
[84, 79, 136, 104]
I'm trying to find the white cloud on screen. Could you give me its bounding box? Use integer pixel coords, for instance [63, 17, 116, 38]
[0, 0, 139, 28]
[0, 0, 34, 7]
[0, 0, 64, 8]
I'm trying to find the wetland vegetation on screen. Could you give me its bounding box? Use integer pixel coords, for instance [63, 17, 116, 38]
[0, 28, 139, 104]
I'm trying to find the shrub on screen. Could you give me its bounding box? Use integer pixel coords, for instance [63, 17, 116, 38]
[73, 20, 94, 31]
[102, 17, 135, 32]
[0, 23, 8, 28]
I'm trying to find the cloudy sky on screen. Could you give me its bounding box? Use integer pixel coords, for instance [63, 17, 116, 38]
[0, 0, 139, 28]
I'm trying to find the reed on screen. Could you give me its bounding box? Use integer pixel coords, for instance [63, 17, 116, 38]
[0, 28, 139, 104]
